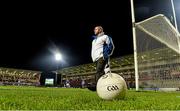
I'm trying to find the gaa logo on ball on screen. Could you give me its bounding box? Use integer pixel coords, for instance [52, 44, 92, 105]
[107, 85, 119, 91]
[96, 73, 127, 100]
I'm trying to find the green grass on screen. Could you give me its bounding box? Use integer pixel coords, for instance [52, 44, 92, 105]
[0, 86, 179, 110]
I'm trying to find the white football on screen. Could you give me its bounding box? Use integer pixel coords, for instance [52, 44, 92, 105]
[96, 73, 127, 100]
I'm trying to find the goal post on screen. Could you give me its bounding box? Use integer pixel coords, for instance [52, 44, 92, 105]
[130, 0, 139, 91]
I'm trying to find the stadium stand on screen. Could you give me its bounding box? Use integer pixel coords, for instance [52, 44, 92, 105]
[0, 67, 41, 86]
[58, 48, 179, 89]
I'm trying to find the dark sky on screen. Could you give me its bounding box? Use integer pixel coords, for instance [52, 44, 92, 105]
[0, 0, 179, 71]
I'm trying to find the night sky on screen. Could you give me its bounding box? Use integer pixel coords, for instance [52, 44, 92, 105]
[0, 0, 180, 71]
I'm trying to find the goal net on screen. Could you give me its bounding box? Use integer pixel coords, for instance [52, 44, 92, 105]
[135, 14, 180, 90]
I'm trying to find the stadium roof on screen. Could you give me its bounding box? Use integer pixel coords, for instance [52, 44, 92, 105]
[0, 67, 41, 76]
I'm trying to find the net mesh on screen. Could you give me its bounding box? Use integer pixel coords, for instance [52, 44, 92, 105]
[135, 14, 180, 89]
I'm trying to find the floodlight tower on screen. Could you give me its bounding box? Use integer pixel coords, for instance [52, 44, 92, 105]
[54, 52, 62, 86]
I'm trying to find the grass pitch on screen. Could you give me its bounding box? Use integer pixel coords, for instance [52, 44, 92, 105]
[0, 86, 179, 110]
